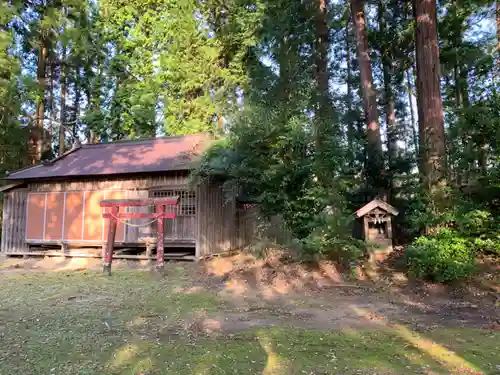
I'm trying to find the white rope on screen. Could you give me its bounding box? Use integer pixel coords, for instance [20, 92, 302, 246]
[107, 212, 162, 227]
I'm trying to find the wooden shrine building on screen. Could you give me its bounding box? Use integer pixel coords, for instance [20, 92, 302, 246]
[355, 199, 399, 261]
[0, 133, 242, 260]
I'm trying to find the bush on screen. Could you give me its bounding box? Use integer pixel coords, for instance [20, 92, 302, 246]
[404, 229, 476, 282]
[296, 212, 365, 266]
[455, 209, 500, 256]
[455, 209, 495, 237]
[472, 236, 500, 256]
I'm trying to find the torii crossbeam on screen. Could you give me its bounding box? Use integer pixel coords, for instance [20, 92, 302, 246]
[100, 197, 179, 275]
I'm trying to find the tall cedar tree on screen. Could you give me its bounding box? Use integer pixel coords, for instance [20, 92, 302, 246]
[350, 0, 384, 195]
[35, 30, 48, 163]
[378, 0, 397, 199]
[313, 0, 333, 151]
[345, 18, 355, 149]
[59, 43, 67, 155]
[414, 0, 447, 190]
[497, 1, 500, 55]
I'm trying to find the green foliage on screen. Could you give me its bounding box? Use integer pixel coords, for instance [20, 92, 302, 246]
[456, 209, 495, 236]
[406, 190, 456, 234]
[296, 211, 366, 265]
[95, 0, 252, 138]
[194, 104, 318, 238]
[404, 229, 476, 282]
[407, 189, 500, 258]
[0, 1, 28, 174]
[193, 101, 365, 262]
[472, 237, 500, 256]
[456, 209, 500, 256]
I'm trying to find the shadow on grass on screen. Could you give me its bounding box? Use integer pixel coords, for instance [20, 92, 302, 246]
[104, 325, 498, 375]
[351, 306, 495, 374]
[0, 269, 498, 375]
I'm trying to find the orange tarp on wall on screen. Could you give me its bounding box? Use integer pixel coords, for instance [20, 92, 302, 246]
[26, 190, 125, 243]
[44, 192, 65, 240]
[83, 191, 104, 241]
[26, 193, 46, 240]
[64, 192, 84, 241]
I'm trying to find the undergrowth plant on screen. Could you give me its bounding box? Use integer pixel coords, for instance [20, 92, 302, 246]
[404, 229, 476, 282]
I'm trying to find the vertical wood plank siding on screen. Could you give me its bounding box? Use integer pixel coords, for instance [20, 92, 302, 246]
[0, 197, 4, 252]
[2, 172, 249, 256]
[236, 206, 292, 248]
[196, 181, 238, 258]
[29, 171, 190, 192]
[125, 190, 150, 243]
[1, 189, 29, 252]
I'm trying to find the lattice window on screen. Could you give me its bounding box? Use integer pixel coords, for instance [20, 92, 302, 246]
[151, 190, 196, 216]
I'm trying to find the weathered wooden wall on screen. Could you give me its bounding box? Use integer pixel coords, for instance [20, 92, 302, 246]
[2, 172, 279, 257]
[29, 172, 190, 192]
[2, 173, 245, 257]
[2, 173, 194, 253]
[236, 205, 292, 248]
[125, 189, 150, 243]
[196, 182, 238, 258]
[1, 189, 29, 253]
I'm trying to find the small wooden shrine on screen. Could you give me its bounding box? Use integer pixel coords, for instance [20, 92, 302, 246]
[355, 199, 398, 261]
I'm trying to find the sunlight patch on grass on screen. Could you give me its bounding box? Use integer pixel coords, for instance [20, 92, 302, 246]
[110, 343, 140, 369]
[258, 331, 292, 375]
[0, 270, 498, 374]
[393, 324, 482, 374]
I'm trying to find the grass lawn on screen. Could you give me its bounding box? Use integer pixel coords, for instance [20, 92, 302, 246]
[0, 268, 498, 374]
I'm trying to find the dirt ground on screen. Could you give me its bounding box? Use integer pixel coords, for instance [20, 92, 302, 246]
[2, 252, 498, 334]
[1, 253, 499, 374]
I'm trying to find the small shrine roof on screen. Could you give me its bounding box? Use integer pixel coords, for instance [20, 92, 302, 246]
[355, 199, 399, 218]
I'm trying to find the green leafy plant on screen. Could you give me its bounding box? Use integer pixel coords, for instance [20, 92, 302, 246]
[455, 209, 500, 256]
[456, 209, 494, 237]
[296, 211, 366, 266]
[472, 237, 500, 256]
[404, 229, 476, 282]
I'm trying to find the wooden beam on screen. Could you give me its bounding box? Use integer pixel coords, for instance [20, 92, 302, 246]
[0, 182, 25, 193]
[156, 203, 165, 271]
[100, 197, 179, 207]
[4, 251, 193, 260]
[25, 240, 195, 246]
[103, 206, 118, 275]
[102, 212, 176, 220]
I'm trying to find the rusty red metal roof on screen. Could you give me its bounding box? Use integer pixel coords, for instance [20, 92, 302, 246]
[6, 133, 211, 180]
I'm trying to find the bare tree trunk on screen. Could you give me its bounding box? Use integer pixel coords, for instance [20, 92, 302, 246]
[313, 0, 333, 148]
[311, 0, 336, 186]
[454, 65, 464, 108]
[460, 69, 470, 108]
[497, 0, 500, 60]
[454, 64, 474, 183]
[351, 0, 384, 193]
[277, 35, 292, 101]
[85, 66, 100, 144]
[378, 1, 397, 177]
[59, 45, 67, 156]
[406, 68, 418, 155]
[217, 110, 224, 132]
[48, 57, 54, 141]
[35, 38, 48, 163]
[345, 19, 355, 148]
[414, 0, 446, 190]
[73, 68, 81, 140]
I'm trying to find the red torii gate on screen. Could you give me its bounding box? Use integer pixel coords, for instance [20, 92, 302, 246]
[100, 197, 179, 275]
